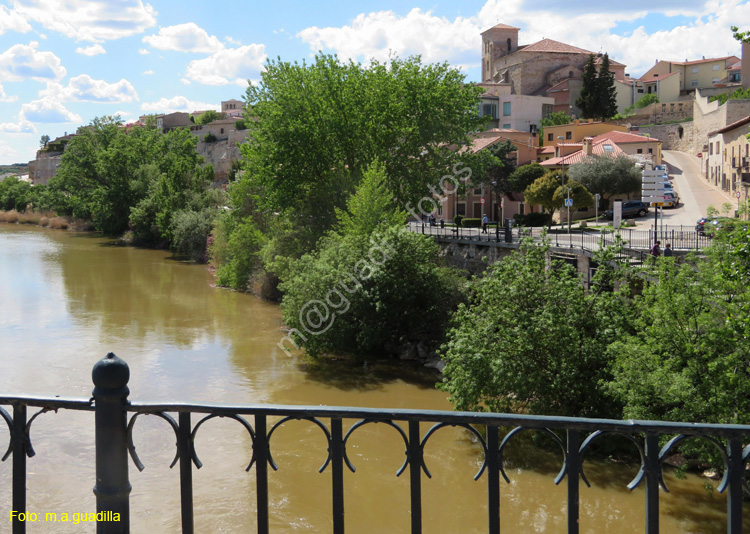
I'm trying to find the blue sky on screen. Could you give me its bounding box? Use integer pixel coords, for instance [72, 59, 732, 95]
[0, 0, 747, 165]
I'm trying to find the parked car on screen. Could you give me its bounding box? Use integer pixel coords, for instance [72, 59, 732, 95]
[696, 216, 746, 236]
[662, 191, 679, 208]
[604, 201, 650, 219]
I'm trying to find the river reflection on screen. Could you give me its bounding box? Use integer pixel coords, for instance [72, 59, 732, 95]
[0, 224, 746, 533]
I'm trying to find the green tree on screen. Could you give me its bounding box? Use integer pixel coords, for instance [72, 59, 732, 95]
[509, 163, 547, 192]
[280, 164, 464, 357]
[567, 154, 642, 207]
[596, 53, 618, 120]
[607, 249, 750, 428]
[523, 171, 562, 216]
[539, 111, 572, 146]
[552, 179, 594, 210]
[439, 239, 624, 417]
[577, 53, 618, 120]
[194, 110, 226, 125]
[576, 54, 599, 119]
[39, 134, 50, 148]
[234, 53, 485, 249]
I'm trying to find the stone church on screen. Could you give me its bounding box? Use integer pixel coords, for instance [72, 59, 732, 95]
[481, 24, 628, 117]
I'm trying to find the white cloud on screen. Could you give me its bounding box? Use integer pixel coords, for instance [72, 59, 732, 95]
[0, 83, 17, 103]
[295, 0, 750, 79]
[0, 141, 18, 160]
[0, 5, 32, 35]
[13, 0, 156, 42]
[76, 44, 106, 56]
[138, 48, 150, 55]
[40, 75, 138, 103]
[0, 120, 36, 134]
[298, 8, 478, 65]
[114, 110, 131, 117]
[141, 96, 220, 114]
[143, 69, 153, 75]
[20, 98, 82, 123]
[184, 44, 266, 85]
[0, 41, 66, 82]
[225, 36, 242, 45]
[180, 78, 190, 85]
[142, 23, 224, 53]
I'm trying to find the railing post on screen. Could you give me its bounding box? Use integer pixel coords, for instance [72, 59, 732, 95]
[92, 352, 131, 533]
[566, 429, 581, 534]
[727, 437, 743, 534]
[12, 404, 27, 534]
[408, 421, 422, 534]
[644, 433, 660, 534]
[178, 412, 194, 534]
[330, 418, 345, 534]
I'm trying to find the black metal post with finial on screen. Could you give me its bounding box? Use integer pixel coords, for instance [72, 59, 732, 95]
[92, 352, 131, 533]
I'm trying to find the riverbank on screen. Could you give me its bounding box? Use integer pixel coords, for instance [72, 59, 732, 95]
[0, 209, 95, 231]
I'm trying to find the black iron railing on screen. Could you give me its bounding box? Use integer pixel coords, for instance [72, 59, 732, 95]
[2, 353, 750, 533]
[410, 222, 713, 251]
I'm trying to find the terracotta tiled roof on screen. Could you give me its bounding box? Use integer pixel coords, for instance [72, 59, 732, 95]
[592, 131, 661, 144]
[672, 55, 739, 66]
[540, 137, 624, 166]
[709, 115, 750, 136]
[729, 61, 742, 70]
[539, 146, 555, 153]
[481, 23, 520, 33]
[640, 72, 679, 83]
[519, 38, 593, 55]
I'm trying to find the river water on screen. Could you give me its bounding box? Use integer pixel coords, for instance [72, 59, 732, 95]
[0, 224, 744, 533]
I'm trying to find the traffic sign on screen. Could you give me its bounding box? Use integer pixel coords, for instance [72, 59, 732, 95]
[564, 198, 573, 207]
[480, 198, 485, 204]
[698, 153, 703, 158]
[737, 191, 741, 198]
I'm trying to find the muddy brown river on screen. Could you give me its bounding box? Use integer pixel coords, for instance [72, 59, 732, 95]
[0, 224, 745, 533]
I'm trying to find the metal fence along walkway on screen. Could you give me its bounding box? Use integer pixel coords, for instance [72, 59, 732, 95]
[409, 222, 714, 252]
[3, 353, 750, 533]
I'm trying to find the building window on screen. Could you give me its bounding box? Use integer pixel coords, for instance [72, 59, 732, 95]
[713, 64, 720, 71]
[648, 148, 653, 154]
[541, 103, 554, 118]
[519, 202, 525, 215]
[503, 124, 511, 129]
[481, 102, 498, 118]
[692, 67, 699, 73]
[637, 148, 643, 154]
[457, 203, 466, 216]
[548, 133, 553, 141]
[503, 102, 511, 116]
[691, 80, 698, 87]
[565, 131, 572, 140]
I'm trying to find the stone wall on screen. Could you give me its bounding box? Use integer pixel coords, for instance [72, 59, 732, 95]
[635, 123, 695, 152]
[28, 150, 63, 185]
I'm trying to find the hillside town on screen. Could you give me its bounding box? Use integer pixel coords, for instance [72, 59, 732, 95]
[7, 22, 747, 228]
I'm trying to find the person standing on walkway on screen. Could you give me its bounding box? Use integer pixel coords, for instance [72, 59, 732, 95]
[664, 243, 673, 257]
[482, 214, 488, 234]
[650, 240, 661, 257]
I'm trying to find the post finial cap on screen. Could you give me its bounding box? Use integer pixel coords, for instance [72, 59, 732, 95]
[92, 352, 130, 390]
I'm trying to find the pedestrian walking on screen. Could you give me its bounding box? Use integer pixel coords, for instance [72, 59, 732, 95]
[481, 214, 488, 233]
[664, 243, 673, 257]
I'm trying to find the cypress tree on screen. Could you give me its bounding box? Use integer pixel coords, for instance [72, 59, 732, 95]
[596, 53, 619, 119]
[576, 54, 598, 119]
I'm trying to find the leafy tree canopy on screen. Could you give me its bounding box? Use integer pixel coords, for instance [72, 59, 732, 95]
[523, 171, 562, 215]
[235, 53, 485, 243]
[439, 239, 624, 417]
[567, 154, 642, 204]
[194, 110, 227, 125]
[576, 53, 618, 120]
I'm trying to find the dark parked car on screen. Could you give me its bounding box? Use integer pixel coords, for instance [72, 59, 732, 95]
[696, 216, 746, 236]
[604, 201, 649, 220]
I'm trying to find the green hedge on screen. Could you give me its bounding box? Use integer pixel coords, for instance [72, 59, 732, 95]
[461, 217, 482, 228]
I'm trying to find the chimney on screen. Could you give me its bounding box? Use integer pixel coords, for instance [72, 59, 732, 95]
[583, 137, 593, 156]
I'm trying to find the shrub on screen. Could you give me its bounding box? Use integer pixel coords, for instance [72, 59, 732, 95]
[213, 216, 266, 290]
[461, 217, 481, 228]
[234, 119, 247, 130]
[203, 132, 217, 143]
[1, 210, 20, 223]
[39, 216, 49, 227]
[170, 208, 216, 262]
[454, 214, 464, 227]
[513, 212, 552, 227]
[48, 217, 68, 229]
